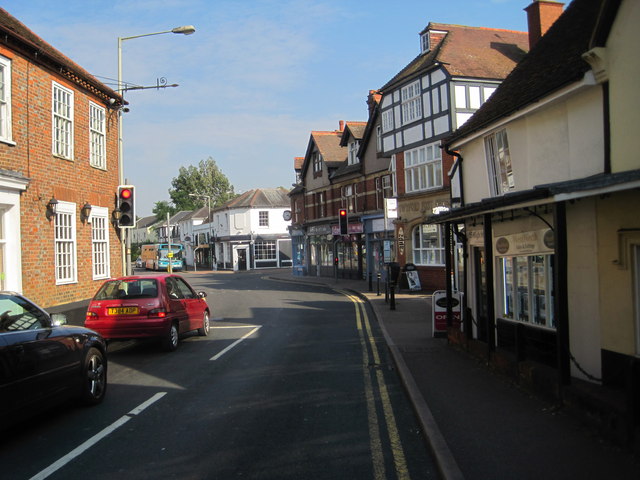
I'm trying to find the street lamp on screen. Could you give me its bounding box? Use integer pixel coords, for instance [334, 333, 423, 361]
[116, 25, 196, 275]
[189, 193, 214, 269]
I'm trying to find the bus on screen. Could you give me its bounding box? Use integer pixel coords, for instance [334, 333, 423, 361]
[140, 244, 184, 271]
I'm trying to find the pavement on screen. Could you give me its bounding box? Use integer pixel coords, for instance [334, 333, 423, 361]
[266, 270, 640, 480]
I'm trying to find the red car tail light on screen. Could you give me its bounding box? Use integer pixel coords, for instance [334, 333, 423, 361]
[86, 311, 98, 321]
[148, 308, 167, 318]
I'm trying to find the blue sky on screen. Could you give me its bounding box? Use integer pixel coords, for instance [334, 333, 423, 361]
[4, 0, 536, 216]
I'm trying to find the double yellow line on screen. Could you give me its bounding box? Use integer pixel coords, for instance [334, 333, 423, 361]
[338, 290, 410, 480]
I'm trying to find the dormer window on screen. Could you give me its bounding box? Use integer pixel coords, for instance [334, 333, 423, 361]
[421, 32, 430, 53]
[420, 29, 447, 54]
[348, 141, 359, 165]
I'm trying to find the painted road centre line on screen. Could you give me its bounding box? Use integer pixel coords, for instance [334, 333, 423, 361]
[337, 290, 410, 480]
[30, 392, 167, 480]
[210, 325, 262, 361]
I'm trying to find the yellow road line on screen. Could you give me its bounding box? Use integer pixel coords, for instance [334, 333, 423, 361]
[339, 290, 410, 480]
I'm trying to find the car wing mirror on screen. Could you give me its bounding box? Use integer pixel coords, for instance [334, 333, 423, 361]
[198, 291, 207, 299]
[50, 313, 68, 326]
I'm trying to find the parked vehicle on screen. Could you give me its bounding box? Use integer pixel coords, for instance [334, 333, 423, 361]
[85, 274, 210, 351]
[134, 256, 144, 268]
[140, 244, 184, 271]
[0, 292, 107, 429]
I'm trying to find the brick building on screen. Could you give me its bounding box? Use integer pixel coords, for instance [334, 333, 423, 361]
[0, 8, 123, 310]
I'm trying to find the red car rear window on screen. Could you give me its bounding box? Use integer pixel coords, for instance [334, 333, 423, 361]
[95, 279, 159, 300]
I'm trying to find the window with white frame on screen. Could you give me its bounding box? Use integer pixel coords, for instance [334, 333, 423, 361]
[348, 140, 359, 165]
[497, 255, 555, 329]
[376, 124, 382, 152]
[404, 143, 442, 193]
[343, 184, 356, 213]
[312, 151, 322, 173]
[55, 201, 77, 284]
[413, 224, 444, 266]
[259, 210, 269, 227]
[316, 191, 325, 218]
[0, 56, 12, 143]
[485, 129, 514, 196]
[401, 80, 422, 124]
[91, 207, 110, 279]
[89, 102, 106, 169]
[254, 241, 276, 260]
[375, 175, 394, 210]
[52, 83, 74, 159]
[382, 109, 394, 133]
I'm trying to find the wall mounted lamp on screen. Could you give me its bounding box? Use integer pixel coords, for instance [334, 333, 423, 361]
[46, 197, 58, 220]
[81, 202, 93, 222]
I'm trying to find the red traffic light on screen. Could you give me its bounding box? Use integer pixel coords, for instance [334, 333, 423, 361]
[339, 209, 347, 217]
[120, 188, 132, 199]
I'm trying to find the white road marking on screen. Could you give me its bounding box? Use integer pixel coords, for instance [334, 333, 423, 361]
[29, 392, 167, 480]
[210, 326, 261, 361]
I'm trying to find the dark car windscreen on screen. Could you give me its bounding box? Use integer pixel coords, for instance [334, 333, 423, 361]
[0, 294, 50, 331]
[94, 279, 159, 300]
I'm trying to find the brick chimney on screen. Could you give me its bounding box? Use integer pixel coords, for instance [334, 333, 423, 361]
[525, 1, 564, 49]
[367, 90, 381, 117]
[338, 120, 344, 132]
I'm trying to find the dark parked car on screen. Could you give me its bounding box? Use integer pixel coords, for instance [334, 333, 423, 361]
[85, 274, 210, 351]
[0, 292, 107, 429]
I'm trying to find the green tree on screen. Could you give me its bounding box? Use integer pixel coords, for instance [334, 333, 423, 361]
[152, 200, 176, 221]
[169, 157, 236, 210]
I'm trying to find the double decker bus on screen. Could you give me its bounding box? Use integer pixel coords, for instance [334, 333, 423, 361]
[140, 244, 184, 271]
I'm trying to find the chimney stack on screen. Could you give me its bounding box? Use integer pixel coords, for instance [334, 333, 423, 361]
[367, 90, 382, 117]
[525, 1, 564, 50]
[338, 120, 345, 132]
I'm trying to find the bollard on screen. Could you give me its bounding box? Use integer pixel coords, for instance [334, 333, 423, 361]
[377, 272, 381, 296]
[390, 281, 396, 310]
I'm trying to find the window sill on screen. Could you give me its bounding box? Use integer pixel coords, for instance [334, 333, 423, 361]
[0, 138, 16, 147]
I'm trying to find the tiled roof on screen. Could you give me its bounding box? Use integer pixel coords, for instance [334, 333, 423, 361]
[0, 8, 122, 104]
[446, 0, 602, 145]
[136, 215, 160, 229]
[294, 157, 304, 171]
[311, 131, 346, 168]
[380, 23, 528, 92]
[224, 188, 290, 209]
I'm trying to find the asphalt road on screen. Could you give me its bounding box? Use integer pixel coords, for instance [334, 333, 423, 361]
[1, 270, 437, 479]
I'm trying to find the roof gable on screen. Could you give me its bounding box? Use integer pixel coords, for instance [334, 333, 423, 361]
[447, 0, 601, 145]
[381, 23, 528, 92]
[0, 8, 122, 104]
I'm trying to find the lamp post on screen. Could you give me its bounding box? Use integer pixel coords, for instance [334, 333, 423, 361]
[117, 25, 196, 275]
[189, 193, 214, 269]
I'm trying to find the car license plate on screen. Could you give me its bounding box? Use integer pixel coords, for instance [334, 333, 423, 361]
[108, 307, 139, 315]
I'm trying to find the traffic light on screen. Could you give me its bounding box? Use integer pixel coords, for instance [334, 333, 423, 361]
[339, 208, 348, 235]
[117, 185, 135, 228]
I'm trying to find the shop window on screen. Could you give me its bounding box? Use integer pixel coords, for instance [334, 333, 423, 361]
[412, 224, 444, 266]
[498, 255, 554, 329]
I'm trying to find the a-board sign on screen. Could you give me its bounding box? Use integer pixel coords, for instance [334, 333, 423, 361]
[432, 290, 462, 336]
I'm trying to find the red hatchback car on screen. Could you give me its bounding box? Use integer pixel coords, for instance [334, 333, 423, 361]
[85, 274, 210, 351]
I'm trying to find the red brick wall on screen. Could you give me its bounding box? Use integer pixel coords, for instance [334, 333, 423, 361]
[0, 45, 122, 308]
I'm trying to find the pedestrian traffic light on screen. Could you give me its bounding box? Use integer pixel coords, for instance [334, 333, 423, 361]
[339, 208, 348, 235]
[117, 185, 135, 228]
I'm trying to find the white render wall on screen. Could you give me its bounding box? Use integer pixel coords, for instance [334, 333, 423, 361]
[459, 84, 605, 204]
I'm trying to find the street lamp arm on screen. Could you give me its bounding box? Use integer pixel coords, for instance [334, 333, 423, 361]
[119, 25, 196, 42]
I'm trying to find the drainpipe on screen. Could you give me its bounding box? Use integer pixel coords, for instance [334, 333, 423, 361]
[444, 146, 465, 207]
